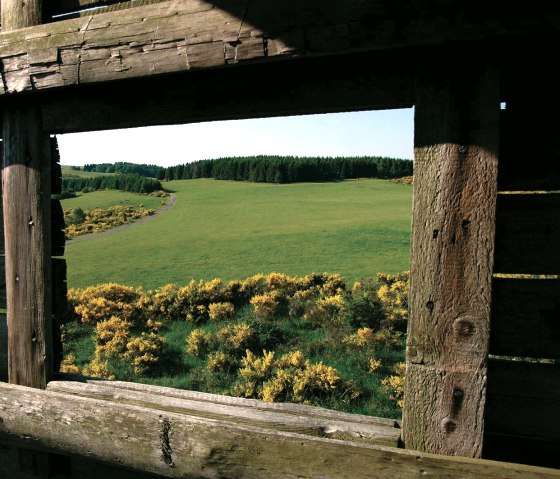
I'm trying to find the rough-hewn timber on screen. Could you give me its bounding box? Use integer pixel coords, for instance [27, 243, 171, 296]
[0, 1, 558, 96]
[2, 0, 53, 390]
[0, 380, 559, 479]
[403, 60, 499, 457]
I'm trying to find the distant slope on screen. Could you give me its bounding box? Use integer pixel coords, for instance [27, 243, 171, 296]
[64, 178, 412, 289]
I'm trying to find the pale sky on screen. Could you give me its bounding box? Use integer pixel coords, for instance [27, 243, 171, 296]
[57, 108, 414, 167]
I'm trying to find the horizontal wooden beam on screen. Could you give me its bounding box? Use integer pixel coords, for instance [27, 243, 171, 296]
[494, 194, 560, 275]
[0, 380, 559, 478]
[0, 0, 558, 97]
[490, 278, 560, 359]
[38, 50, 413, 134]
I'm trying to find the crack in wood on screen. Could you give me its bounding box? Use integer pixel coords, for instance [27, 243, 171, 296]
[158, 416, 174, 467]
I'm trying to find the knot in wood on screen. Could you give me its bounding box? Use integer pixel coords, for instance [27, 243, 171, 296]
[452, 316, 475, 338]
[441, 418, 457, 433]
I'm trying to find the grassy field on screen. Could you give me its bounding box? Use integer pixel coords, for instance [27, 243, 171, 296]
[63, 178, 412, 289]
[61, 165, 116, 178]
[62, 189, 166, 211]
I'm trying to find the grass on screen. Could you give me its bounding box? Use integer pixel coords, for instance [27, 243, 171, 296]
[62, 165, 116, 178]
[61, 189, 166, 212]
[64, 178, 412, 289]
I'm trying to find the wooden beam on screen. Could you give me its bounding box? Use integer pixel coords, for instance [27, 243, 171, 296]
[1, 380, 559, 478]
[403, 59, 500, 457]
[2, 0, 53, 389]
[39, 51, 413, 134]
[0, 0, 558, 97]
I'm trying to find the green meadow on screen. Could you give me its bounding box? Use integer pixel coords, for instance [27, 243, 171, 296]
[61, 189, 166, 211]
[63, 178, 412, 289]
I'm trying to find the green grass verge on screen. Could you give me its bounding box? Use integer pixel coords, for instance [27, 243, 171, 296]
[64, 178, 412, 289]
[61, 189, 167, 212]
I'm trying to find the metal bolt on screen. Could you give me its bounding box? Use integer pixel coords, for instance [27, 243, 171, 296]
[458, 145, 467, 154]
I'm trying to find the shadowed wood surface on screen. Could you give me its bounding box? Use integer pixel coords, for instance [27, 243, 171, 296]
[0, 380, 559, 478]
[493, 194, 560, 275]
[490, 278, 560, 359]
[0, 1, 558, 97]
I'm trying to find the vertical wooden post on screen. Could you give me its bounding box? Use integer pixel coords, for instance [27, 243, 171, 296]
[1, 0, 52, 389]
[403, 60, 499, 457]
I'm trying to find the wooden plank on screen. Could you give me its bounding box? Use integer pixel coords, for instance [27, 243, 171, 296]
[48, 0, 171, 19]
[1, 0, 42, 30]
[485, 360, 560, 442]
[51, 199, 65, 257]
[0, 1, 558, 97]
[403, 61, 499, 457]
[490, 277, 560, 359]
[51, 136, 62, 195]
[494, 194, 560, 275]
[48, 380, 401, 447]
[40, 50, 414, 134]
[1, 381, 560, 479]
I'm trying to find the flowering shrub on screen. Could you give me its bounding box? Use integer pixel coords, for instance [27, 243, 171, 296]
[186, 329, 213, 357]
[304, 294, 346, 325]
[69, 283, 140, 324]
[95, 316, 132, 358]
[377, 271, 409, 325]
[250, 292, 280, 320]
[207, 351, 237, 372]
[382, 362, 406, 408]
[125, 332, 166, 375]
[235, 350, 360, 406]
[208, 302, 235, 321]
[368, 358, 382, 373]
[343, 327, 376, 349]
[216, 323, 255, 353]
[59, 354, 80, 374]
[64, 205, 156, 238]
[82, 358, 116, 380]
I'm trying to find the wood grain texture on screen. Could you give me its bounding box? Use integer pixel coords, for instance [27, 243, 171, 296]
[494, 194, 560, 275]
[40, 50, 414, 134]
[403, 61, 500, 457]
[1, 0, 42, 31]
[485, 359, 560, 442]
[2, 104, 53, 388]
[48, 379, 401, 446]
[1, 381, 560, 478]
[0, 1, 558, 96]
[490, 278, 560, 359]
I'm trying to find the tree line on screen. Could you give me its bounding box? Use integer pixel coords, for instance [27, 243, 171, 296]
[83, 162, 162, 178]
[62, 173, 162, 195]
[159, 156, 412, 183]
[80, 156, 412, 184]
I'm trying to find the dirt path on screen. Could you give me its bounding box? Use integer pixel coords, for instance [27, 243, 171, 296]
[66, 193, 177, 245]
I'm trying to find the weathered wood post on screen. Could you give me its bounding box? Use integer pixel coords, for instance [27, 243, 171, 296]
[1, 0, 53, 388]
[403, 58, 499, 457]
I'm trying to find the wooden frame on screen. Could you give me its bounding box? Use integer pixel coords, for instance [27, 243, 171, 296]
[0, 0, 559, 476]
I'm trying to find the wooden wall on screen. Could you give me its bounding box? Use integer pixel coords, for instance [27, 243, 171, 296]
[483, 58, 560, 468]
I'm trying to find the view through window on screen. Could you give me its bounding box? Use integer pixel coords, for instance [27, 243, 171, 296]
[56, 109, 413, 419]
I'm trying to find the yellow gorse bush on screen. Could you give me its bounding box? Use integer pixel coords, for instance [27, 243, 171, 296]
[82, 358, 116, 380]
[125, 332, 166, 375]
[235, 350, 360, 406]
[343, 327, 376, 349]
[377, 271, 409, 323]
[216, 323, 254, 352]
[186, 329, 213, 357]
[64, 205, 156, 238]
[208, 302, 235, 321]
[382, 361, 406, 408]
[250, 292, 280, 320]
[95, 315, 132, 358]
[59, 354, 80, 374]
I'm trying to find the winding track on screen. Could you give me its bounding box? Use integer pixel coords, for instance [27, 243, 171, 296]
[65, 193, 177, 245]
